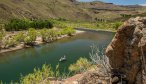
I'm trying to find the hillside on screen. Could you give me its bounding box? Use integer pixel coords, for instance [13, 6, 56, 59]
[0, 0, 145, 23]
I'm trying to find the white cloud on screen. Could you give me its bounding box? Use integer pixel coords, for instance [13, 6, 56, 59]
[139, 4, 146, 6]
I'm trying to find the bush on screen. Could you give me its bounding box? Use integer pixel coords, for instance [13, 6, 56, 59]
[5, 19, 53, 31]
[60, 28, 75, 36]
[69, 57, 91, 73]
[20, 64, 53, 84]
[0, 25, 5, 49]
[112, 22, 122, 30]
[24, 28, 37, 46]
[30, 20, 53, 29]
[2, 36, 18, 48]
[40, 28, 50, 42]
[96, 22, 123, 30]
[19, 64, 62, 84]
[14, 32, 25, 43]
[40, 29, 58, 43]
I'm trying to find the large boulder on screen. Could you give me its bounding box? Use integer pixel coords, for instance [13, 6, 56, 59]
[105, 17, 146, 84]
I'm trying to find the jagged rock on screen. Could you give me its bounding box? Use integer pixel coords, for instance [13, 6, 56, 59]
[106, 17, 146, 84]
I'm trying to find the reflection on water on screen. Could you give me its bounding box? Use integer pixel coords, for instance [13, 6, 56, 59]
[0, 31, 114, 82]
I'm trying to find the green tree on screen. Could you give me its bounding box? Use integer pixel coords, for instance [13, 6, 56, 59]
[5, 19, 53, 31]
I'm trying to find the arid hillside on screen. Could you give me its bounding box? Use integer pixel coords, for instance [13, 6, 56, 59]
[0, 0, 145, 23]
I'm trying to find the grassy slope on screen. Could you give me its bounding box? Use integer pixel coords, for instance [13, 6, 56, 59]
[0, 0, 93, 23]
[0, 0, 145, 23]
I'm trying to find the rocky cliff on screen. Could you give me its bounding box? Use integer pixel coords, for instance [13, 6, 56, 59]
[106, 17, 146, 84]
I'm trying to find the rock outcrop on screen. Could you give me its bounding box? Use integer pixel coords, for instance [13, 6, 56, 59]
[106, 17, 146, 84]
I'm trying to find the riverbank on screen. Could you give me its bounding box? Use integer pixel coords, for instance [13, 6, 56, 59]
[75, 28, 116, 33]
[0, 30, 85, 54]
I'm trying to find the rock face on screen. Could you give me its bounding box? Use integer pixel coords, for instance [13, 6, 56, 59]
[106, 17, 146, 84]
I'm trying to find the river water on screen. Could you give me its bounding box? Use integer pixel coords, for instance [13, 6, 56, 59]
[0, 31, 115, 82]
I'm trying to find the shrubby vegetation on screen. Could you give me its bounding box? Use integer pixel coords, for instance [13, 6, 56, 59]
[20, 64, 53, 84]
[50, 19, 122, 31]
[17, 64, 61, 84]
[60, 27, 75, 36]
[14, 32, 25, 43]
[4, 18, 122, 32]
[111, 22, 122, 30]
[16, 57, 91, 84]
[1, 32, 24, 49]
[40, 28, 76, 43]
[40, 28, 58, 42]
[24, 28, 37, 46]
[2, 36, 18, 49]
[0, 27, 76, 50]
[96, 21, 122, 30]
[0, 25, 5, 41]
[5, 19, 53, 31]
[0, 25, 5, 49]
[69, 57, 91, 73]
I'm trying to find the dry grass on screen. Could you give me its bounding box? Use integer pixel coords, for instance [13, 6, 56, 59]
[0, 0, 145, 23]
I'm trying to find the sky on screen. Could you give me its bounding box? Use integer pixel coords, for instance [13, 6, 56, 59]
[78, 0, 146, 5]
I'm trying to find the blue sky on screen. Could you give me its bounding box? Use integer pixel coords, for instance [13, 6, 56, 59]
[78, 0, 146, 5]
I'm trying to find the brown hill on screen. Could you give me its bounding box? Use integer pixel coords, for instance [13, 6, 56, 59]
[0, 0, 145, 23]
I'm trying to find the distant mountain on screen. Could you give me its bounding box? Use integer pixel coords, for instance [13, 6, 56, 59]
[0, 0, 145, 23]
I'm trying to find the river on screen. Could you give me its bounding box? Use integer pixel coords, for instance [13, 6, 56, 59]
[0, 31, 115, 82]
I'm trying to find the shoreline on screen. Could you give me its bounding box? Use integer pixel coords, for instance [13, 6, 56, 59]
[0, 30, 85, 54]
[75, 28, 116, 33]
[0, 28, 114, 54]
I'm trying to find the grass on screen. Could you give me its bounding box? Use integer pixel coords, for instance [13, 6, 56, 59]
[0, 0, 144, 23]
[51, 19, 123, 32]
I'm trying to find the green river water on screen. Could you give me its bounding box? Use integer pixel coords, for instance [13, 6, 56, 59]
[0, 31, 114, 83]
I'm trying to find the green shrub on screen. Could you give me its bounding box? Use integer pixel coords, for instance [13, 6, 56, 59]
[60, 28, 75, 36]
[69, 57, 91, 73]
[112, 22, 122, 30]
[2, 36, 18, 48]
[0, 25, 5, 50]
[19, 64, 61, 84]
[24, 28, 37, 46]
[14, 32, 25, 43]
[20, 64, 53, 84]
[30, 20, 53, 29]
[40, 28, 50, 42]
[5, 19, 53, 31]
[96, 21, 123, 30]
[40, 29, 58, 43]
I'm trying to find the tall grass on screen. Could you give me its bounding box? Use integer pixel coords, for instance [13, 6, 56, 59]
[50, 19, 122, 31]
